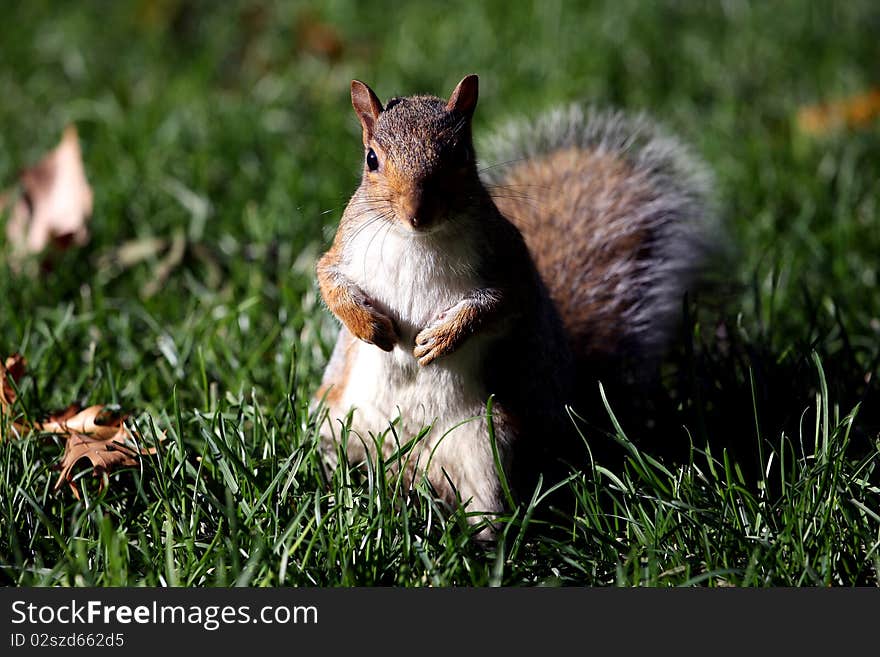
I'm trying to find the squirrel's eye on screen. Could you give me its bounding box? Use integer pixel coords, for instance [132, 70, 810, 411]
[366, 148, 379, 172]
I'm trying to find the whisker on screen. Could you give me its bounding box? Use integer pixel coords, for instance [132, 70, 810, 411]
[477, 156, 531, 173]
[361, 211, 397, 279]
[347, 213, 386, 246]
[376, 219, 396, 274]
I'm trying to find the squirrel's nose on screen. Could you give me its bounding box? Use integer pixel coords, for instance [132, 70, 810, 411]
[398, 190, 425, 229]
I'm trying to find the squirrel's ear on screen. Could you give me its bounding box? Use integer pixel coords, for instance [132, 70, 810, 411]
[446, 74, 479, 116]
[351, 80, 383, 141]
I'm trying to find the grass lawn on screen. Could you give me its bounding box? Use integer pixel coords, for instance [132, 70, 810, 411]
[1, 0, 879, 586]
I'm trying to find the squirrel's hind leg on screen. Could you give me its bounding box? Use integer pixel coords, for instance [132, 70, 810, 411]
[417, 412, 513, 541]
[313, 328, 372, 470]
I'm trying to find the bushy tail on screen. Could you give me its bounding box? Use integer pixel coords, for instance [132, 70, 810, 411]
[481, 104, 719, 364]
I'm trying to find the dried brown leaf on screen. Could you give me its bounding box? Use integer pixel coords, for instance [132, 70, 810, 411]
[797, 88, 880, 136]
[53, 424, 156, 499]
[1, 353, 158, 494]
[38, 403, 127, 441]
[0, 353, 26, 409]
[296, 10, 344, 61]
[39, 404, 156, 498]
[45, 402, 83, 424]
[3, 125, 93, 261]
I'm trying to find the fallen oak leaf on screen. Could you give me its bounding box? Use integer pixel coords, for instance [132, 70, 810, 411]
[53, 424, 157, 499]
[1, 353, 160, 495]
[37, 404, 157, 499]
[1, 353, 28, 439]
[2, 125, 93, 263]
[1, 353, 35, 439]
[797, 88, 880, 136]
[38, 403, 127, 441]
[0, 353, 26, 409]
[44, 402, 82, 424]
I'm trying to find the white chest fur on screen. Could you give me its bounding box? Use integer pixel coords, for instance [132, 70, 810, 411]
[340, 219, 482, 341]
[325, 216, 506, 516]
[336, 217, 490, 442]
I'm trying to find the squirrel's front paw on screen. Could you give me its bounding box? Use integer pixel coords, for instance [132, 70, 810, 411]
[362, 310, 399, 352]
[414, 307, 466, 365]
[342, 296, 399, 352]
[414, 323, 455, 366]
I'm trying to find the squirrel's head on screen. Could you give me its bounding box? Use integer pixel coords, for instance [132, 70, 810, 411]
[350, 74, 480, 233]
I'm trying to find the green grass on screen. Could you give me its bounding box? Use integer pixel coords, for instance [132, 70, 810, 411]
[1, 0, 879, 586]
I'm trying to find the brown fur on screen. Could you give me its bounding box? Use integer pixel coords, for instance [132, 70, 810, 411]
[316, 244, 398, 351]
[314, 329, 356, 407]
[493, 147, 656, 358]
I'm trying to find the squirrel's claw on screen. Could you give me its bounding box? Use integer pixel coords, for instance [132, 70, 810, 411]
[414, 344, 440, 366]
[414, 301, 472, 365]
[414, 322, 457, 365]
[413, 334, 438, 365]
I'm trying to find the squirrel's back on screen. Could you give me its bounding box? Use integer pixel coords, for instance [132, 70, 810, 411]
[482, 105, 717, 364]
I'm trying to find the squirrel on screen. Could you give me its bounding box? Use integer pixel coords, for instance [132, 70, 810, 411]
[314, 74, 715, 537]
